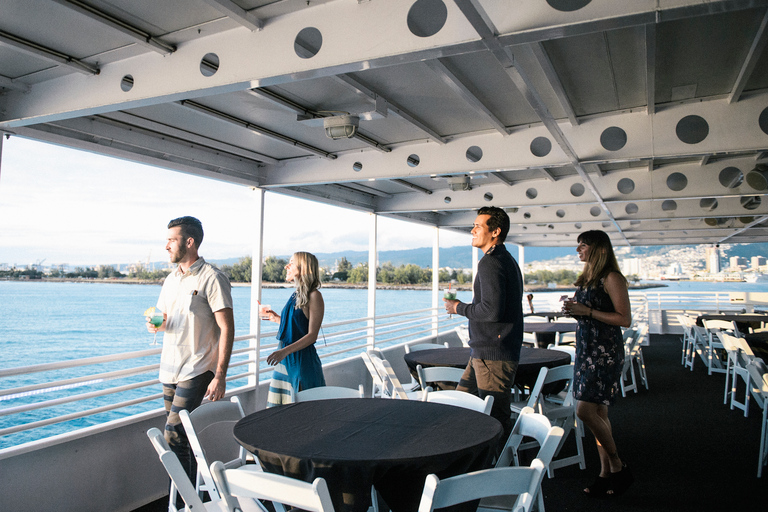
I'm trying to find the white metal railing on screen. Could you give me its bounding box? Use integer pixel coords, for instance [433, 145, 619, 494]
[0, 307, 459, 443]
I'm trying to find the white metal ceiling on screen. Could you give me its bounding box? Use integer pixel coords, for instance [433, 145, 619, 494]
[1, 0, 768, 247]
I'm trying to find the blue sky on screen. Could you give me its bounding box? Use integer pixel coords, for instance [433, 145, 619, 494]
[0, 136, 468, 267]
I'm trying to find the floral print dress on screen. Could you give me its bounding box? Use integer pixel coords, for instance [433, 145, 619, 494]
[573, 277, 624, 405]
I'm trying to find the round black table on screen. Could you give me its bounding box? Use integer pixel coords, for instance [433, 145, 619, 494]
[234, 398, 502, 512]
[696, 313, 768, 333]
[524, 311, 567, 321]
[524, 321, 578, 348]
[403, 346, 571, 390]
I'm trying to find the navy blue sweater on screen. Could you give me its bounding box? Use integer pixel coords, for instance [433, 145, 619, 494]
[456, 244, 523, 362]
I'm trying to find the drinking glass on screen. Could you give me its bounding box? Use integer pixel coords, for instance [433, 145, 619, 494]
[144, 307, 164, 345]
[260, 304, 272, 321]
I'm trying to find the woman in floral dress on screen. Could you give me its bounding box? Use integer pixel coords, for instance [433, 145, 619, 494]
[563, 230, 632, 498]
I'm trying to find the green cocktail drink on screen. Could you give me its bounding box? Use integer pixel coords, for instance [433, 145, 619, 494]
[144, 307, 164, 345]
[443, 289, 456, 318]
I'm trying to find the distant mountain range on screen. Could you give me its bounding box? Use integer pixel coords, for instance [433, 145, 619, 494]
[127, 242, 768, 272]
[205, 242, 768, 270]
[204, 245, 575, 270]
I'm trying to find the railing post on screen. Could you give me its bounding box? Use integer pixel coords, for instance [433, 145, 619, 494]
[432, 226, 439, 337]
[367, 213, 377, 348]
[248, 188, 265, 404]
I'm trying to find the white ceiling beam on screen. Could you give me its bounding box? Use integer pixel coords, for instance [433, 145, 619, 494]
[0, 29, 98, 75]
[100, 111, 278, 164]
[728, 9, 768, 104]
[3, 0, 755, 130]
[528, 42, 578, 126]
[332, 74, 447, 145]
[200, 0, 264, 31]
[718, 215, 768, 242]
[453, 0, 629, 244]
[0, 75, 29, 93]
[424, 58, 509, 136]
[50, 0, 176, 55]
[645, 23, 656, 115]
[175, 100, 336, 160]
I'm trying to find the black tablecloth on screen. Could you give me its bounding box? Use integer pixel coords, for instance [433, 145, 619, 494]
[524, 311, 566, 321]
[745, 331, 768, 361]
[403, 346, 571, 390]
[696, 314, 768, 332]
[234, 398, 502, 512]
[524, 321, 578, 348]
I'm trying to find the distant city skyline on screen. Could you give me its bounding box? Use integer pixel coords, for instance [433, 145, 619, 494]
[0, 137, 469, 267]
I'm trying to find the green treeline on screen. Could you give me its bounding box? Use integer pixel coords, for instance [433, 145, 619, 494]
[219, 256, 474, 285]
[219, 257, 584, 285]
[523, 269, 579, 285]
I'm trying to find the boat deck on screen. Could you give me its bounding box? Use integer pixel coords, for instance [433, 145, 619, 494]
[136, 334, 767, 512]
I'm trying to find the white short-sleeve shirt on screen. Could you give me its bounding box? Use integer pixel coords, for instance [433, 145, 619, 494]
[157, 257, 233, 384]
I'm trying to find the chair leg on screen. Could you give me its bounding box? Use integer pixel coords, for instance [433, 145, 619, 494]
[636, 349, 649, 390]
[759, 406, 768, 478]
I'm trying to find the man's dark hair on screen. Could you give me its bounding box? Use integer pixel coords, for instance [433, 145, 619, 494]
[477, 206, 510, 243]
[168, 216, 204, 248]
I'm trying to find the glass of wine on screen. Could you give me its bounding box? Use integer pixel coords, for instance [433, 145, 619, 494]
[144, 306, 164, 345]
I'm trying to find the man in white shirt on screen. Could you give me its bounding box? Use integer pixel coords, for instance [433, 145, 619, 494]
[147, 216, 234, 482]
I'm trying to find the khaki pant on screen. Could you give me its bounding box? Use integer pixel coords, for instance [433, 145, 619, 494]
[457, 358, 518, 446]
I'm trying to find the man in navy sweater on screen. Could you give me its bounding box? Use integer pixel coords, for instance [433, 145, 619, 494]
[444, 206, 523, 441]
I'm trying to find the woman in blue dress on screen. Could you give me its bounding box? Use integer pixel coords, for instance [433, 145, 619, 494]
[563, 230, 632, 498]
[264, 251, 326, 406]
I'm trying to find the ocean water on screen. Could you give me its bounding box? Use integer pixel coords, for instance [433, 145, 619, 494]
[1, 279, 764, 449]
[0, 280, 473, 448]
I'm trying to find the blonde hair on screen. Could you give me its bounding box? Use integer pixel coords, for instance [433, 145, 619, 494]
[574, 230, 626, 289]
[292, 251, 322, 309]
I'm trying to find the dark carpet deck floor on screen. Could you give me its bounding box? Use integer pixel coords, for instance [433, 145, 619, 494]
[137, 334, 768, 512]
[539, 333, 768, 511]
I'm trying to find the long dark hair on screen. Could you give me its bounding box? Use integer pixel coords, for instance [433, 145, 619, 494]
[574, 230, 626, 289]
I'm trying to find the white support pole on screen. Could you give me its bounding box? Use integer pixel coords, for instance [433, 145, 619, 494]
[471, 246, 479, 302]
[248, 188, 266, 396]
[432, 226, 440, 336]
[0, 132, 4, 183]
[367, 213, 378, 347]
[517, 244, 525, 285]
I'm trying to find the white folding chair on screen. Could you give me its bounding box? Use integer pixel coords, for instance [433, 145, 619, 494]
[455, 325, 470, 347]
[404, 342, 448, 389]
[404, 342, 449, 354]
[367, 349, 421, 399]
[676, 314, 694, 366]
[295, 385, 365, 402]
[525, 316, 550, 323]
[510, 367, 548, 417]
[179, 397, 252, 504]
[495, 408, 565, 512]
[360, 350, 386, 398]
[211, 461, 336, 512]
[718, 332, 756, 416]
[746, 360, 768, 477]
[524, 364, 585, 477]
[417, 460, 546, 512]
[702, 318, 733, 375]
[621, 323, 649, 396]
[415, 364, 464, 391]
[422, 388, 493, 415]
[146, 428, 265, 512]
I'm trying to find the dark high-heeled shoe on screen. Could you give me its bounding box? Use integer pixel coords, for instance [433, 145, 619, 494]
[606, 464, 634, 497]
[583, 475, 611, 498]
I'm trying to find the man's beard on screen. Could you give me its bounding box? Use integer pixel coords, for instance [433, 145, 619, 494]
[170, 244, 187, 263]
